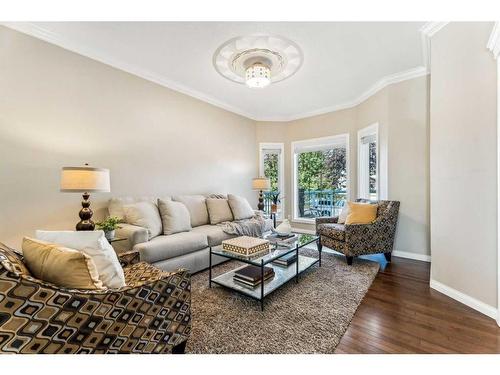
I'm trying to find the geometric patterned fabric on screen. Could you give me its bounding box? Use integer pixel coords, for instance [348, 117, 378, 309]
[0, 243, 191, 354]
[316, 200, 400, 257]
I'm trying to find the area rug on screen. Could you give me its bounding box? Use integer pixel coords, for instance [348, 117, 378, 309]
[186, 248, 379, 354]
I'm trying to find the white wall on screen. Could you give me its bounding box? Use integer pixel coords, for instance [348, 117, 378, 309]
[0, 26, 257, 249]
[430, 22, 498, 310]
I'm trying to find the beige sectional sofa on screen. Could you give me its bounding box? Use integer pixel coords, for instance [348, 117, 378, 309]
[108, 194, 273, 273]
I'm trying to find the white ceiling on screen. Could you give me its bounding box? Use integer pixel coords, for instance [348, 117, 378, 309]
[4, 22, 428, 121]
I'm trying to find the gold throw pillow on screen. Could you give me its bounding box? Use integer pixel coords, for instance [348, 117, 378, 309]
[22, 237, 103, 290]
[345, 202, 378, 225]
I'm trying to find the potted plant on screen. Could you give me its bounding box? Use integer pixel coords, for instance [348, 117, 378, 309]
[270, 192, 281, 213]
[96, 216, 123, 241]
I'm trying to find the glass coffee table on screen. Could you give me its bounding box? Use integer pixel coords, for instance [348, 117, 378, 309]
[209, 233, 320, 310]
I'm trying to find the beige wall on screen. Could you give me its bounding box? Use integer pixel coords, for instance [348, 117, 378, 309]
[256, 76, 430, 257]
[0, 26, 257, 248]
[430, 22, 497, 307]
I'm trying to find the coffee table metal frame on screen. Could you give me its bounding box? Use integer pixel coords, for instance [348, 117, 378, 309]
[209, 233, 321, 311]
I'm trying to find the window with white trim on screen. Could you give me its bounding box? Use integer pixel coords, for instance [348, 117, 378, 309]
[259, 143, 284, 219]
[357, 124, 378, 201]
[292, 134, 349, 222]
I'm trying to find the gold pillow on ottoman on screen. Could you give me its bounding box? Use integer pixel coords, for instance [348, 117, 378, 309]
[22, 237, 103, 290]
[345, 202, 378, 225]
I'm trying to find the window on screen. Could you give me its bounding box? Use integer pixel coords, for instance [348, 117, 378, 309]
[259, 143, 284, 219]
[358, 124, 378, 200]
[291, 135, 349, 222]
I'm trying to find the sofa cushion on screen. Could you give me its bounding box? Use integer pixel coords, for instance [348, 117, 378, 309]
[172, 195, 209, 227]
[317, 223, 346, 242]
[206, 198, 233, 224]
[134, 232, 208, 263]
[227, 194, 254, 220]
[22, 237, 103, 290]
[158, 199, 192, 235]
[35, 230, 126, 289]
[108, 196, 164, 220]
[123, 201, 163, 239]
[191, 225, 238, 247]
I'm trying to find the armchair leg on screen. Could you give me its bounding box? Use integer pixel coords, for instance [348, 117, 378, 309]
[316, 238, 322, 251]
[172, 340, 187, 354]
[384, 252, 392, 262]
[346, 256, 354, 266]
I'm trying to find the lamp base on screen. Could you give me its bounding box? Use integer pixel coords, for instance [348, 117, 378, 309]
[76, 192, 95, 231]
[257, 190, 264, 211]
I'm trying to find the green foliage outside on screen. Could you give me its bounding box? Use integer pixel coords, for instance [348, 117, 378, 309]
[263, 153, 279, 191]
[297, 148, 347, 191]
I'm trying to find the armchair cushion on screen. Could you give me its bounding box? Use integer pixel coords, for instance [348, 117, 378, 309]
[345, 202, 378, 225]
[317, 223, 346, 242]
[21, 237, 104, 290]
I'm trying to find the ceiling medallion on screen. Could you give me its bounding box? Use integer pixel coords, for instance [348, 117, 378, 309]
[213, 35, 303, 89]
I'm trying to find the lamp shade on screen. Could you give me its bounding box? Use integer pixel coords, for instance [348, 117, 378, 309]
[60, 166, 110, 193]
[252, 177, 271, 191]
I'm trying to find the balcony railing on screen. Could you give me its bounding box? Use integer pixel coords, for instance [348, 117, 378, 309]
[263, 189, 347, 219]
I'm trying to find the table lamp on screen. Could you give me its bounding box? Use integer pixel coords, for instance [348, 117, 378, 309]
[60, 164, 110, 231]
[252, 177, 271, 211]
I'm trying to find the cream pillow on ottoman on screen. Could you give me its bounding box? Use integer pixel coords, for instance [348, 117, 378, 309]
[22, 237, 103, 290]
[206, 198, 234, 224]
[158, 199, 192, 235]
[123, 201, 163, 239]
[227, 194, 255, 220]
[36, 230, 126, 289]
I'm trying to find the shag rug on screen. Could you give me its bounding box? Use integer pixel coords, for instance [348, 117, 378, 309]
[186, 248, 379, 354]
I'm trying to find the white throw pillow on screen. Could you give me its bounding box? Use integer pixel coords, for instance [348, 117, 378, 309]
[337, 205, 350, 224]
[158, 199, 192, 235]
[35, 230, 126, 289]
[227, 194, 255, 220]
[123, 201, 163, 239]
[206, 198, 234, 224]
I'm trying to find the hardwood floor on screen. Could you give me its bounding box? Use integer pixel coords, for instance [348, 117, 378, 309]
[335, 254, 500, 353]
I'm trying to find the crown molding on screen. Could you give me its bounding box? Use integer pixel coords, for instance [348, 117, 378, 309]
[255, 66, 428, 122]
[487, 22, 500, 59]
[2, 22, 431, 123]
[419, 22, 449, 70]
[1, 22, 257, 121]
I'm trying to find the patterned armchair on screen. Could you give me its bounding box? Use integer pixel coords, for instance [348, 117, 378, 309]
[0, 242, 191, 354]
[315, 200, 400, 265]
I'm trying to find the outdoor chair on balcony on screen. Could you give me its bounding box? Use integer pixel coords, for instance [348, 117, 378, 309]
[0, 243, 191, 354]
[315, 200, 400, 265]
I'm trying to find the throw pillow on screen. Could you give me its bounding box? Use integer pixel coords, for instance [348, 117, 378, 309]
[171, 195, 210, 227]
[337, 205, 350, 224]
[345, 202, 378, 225]
[123, 201, 163, 239]
[206, 198, 234, 224]
[157, 199, 192, 235]
[35, 230, 126, 289]
[227, 194, 254, 220]
[22, 237, 103, 290]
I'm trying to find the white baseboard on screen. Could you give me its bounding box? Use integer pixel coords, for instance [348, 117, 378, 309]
[430, 279, 498, 320]
[392, 250, 431, 262]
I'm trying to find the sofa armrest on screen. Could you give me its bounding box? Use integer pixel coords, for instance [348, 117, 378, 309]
[113, 223, 149, 254]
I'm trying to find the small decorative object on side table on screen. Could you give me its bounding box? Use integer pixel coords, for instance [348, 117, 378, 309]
[252, 177, 271, 211]
[60, 164, 110, 231]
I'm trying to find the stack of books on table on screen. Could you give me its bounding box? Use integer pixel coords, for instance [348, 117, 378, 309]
[272, 252, 298, 268]
[233, 265, 275, 288]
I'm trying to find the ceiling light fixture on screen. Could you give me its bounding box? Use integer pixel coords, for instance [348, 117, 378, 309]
[213, 35, 303, 89]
